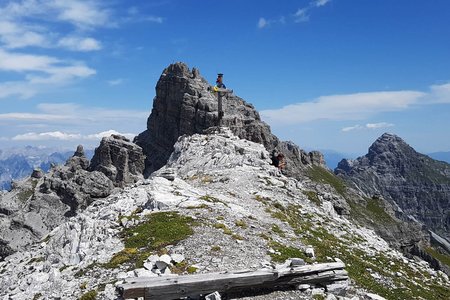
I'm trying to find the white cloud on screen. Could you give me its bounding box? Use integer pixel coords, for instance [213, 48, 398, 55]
[429, 83, 450, 104]
[366, 122, 394, 129]
[315, 0, 331, 7]
[0, 103, 148, 124]
[0, 20, 49, 49]
[11, 130, 136, 141]
[144, 16, 164, 23]
[294, 8, 310, 22]
[50, 0, 112, 29]
[107, 78, 124, 86]
[12, 131, 82, 141]
[85, 130, 135, 140]
[342, 122, 394, 132]
[258, 17, 268, 29]
[0, 48, 95, 98]
[261, 91, 425, 125]
[58, 36, 102, 51]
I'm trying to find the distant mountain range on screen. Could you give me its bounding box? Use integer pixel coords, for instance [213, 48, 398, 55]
[0, 146, 94, 190]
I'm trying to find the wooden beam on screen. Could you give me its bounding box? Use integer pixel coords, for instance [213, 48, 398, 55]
[118, 262, 347, 299]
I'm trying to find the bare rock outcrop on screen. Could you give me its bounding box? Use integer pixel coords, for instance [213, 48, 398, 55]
[0, 146, 114, 258]
[89, 135, 145, 186]
[134, 62, 325, 177]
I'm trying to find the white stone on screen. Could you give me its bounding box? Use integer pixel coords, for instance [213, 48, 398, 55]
[171, 253, 185, 264]
[205, 291, 221, 300]
[134, 268, 157, 278]
[305, 247, 315, 258]
[143, 262, 154, 271]
[366, 293, 387, 300]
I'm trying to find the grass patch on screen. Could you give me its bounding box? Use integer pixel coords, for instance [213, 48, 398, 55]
[200, 195, 228, 207]
[211, 245, 221, 252]
[269, 241, 309, 263]
[79, 290, 97, 300]
[268, 203, 450, 300]
[28, 256, 45, 264]
[33, 293, 42, 300]
[17, 188, 33, 202]
[365, 197, 396, 224]
[235, 219, 247, 228]
[303, 190, 321, 206]
[213, 223, 233, 235]
[271, 224, 285, 237]
[306, 165, 347, 196]
[425, 246, 450, 267]
[105, 211, 196, 269]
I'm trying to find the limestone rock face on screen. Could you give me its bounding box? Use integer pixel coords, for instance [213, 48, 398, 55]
[336, 133, 450, 241]
[134, 62, 325, 176]
[89, 135, 145, 186]
[0, 146, 114, 258]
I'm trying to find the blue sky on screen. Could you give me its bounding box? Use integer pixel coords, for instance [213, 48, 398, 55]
[0, 0, 449, 157]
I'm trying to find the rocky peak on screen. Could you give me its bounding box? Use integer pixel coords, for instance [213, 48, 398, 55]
[134, 62, 325, 177]
[89, 135, 145, 186]
[336, 133, 450, 241]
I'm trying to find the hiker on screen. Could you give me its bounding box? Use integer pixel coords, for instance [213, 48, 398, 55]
[215, 73, 226, 89]
[271, 151, 286, 170]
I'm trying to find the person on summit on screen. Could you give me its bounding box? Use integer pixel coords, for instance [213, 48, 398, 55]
[215, 73, 226, 89]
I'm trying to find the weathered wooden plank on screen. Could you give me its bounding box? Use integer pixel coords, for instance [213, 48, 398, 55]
[118, 262, 347, 300]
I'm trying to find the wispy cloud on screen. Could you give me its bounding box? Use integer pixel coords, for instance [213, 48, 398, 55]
[257, 16, 287, 29]
[11, 130, 136, 141]
[261, 82, 450, 125]
[0, 103, 147, 145]
[107, 78, 124, 86]
[122, 5, 164, 24]
[0, 48, 95, 98]
[294, 0, 332, 23]
[342, 122, 394, 132]
[261, 91, 424, 124]
[58, 36, 102, 51]
[259, 0, 331, 28]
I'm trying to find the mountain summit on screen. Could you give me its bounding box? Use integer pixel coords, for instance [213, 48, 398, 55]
[336, 133, 450, 241]
[134, 62, 324, 177]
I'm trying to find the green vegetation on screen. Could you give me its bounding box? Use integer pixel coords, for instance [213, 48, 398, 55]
[17, 188, 33, 202]
[235, 219, 247, 228]
[312, 295, 325, 300]
[303, 190, 321, 206]
[425, 246, 450, 267]
[365, 197, 397, 224]
[80, 282, 87, 290]
[213, 223, 233, 235]
[105, 212, 196, 269]
[200, 195, 229, 207]
[268, 203, 450, 300]
[33, 293, 42, 300]
[306, 165, 347, 196]
[59, 265, 70, 272]
[271, 224, 285, 237]
[268, 241, 309, 263]
[211, 245, 221, 252]
[79, 290, 97, 300]
[28, 256, 45, 264]
[187, 265, 198, 274]
[74, 262, 99, 278]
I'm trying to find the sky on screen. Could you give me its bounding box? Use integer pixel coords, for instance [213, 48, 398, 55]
[0, 0, 449, 157]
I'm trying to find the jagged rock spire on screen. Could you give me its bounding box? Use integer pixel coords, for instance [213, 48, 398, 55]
[134, 62, 325, 176]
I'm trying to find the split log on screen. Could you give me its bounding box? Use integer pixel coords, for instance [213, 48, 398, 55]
[118, 262, 347, 300]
